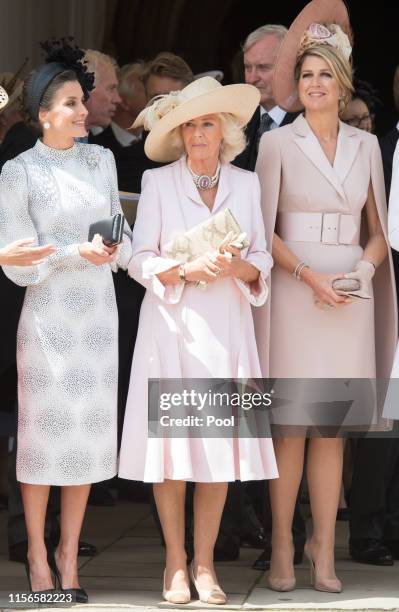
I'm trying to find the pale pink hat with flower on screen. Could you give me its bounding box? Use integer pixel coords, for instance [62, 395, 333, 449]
[274, 0, 352, 112]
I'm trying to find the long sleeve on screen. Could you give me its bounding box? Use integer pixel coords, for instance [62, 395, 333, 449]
[128, 169, 185, 304]
[234, 172, 273, 306]
[103, 148, 132, 271]
[388, 141, 399, 251]
[255, 130, 282, 251]
[0, 158, 81, 286]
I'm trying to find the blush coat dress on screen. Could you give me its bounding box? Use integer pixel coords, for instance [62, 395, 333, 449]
[118, 157, 278, 482]
[254, 114, 397, 428]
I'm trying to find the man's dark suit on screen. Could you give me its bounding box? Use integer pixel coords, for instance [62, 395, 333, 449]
[0, 123, 39, 434]
[233, 107, 299, 172]
[380, 126, 399, 197]
[348, 126, 399, 560]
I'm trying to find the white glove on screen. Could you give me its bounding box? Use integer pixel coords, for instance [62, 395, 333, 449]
[344, 260, 375, 299]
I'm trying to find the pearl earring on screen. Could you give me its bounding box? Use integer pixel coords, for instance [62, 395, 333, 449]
[43, 121, 50, 130]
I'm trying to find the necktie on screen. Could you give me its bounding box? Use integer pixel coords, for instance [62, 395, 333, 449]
[256, 113, 274, 152]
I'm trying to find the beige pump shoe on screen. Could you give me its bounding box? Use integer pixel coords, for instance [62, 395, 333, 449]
[304, 543, 342, 593]
[189, 563, 227, 605]
[267, 575, 296, 592]
[162, 570, 191, 604]
[267, 544, 296, 592]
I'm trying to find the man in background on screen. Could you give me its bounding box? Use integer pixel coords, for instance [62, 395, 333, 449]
[142, 51, 193, 100]
[93, 62, 147, 153]
[234, 24, 298, 171]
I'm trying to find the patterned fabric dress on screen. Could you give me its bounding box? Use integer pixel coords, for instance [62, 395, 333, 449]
[0, 140, 132, 485]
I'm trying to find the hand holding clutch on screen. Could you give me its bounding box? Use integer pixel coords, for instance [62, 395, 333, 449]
[163, 209, 249, 264]
[88, 213, 125, 247]
[340, 260, 374, 300]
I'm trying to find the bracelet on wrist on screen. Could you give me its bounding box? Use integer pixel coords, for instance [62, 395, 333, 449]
[292, 261, 309, 281]
[178, 263, 186, 282]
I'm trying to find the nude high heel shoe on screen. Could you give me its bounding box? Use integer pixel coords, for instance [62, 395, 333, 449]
[189, 563, 227, 605]
[267, 575, 296, 592]
[267, 544, 296, 592]
[162, 570, 191, 604]
[304, 543, 342, 593]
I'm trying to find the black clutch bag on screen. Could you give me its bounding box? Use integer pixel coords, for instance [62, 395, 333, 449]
[88, 213, 125, 247]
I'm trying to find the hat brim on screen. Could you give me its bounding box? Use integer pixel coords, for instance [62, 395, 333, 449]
[0, 85, 9, 110]
[143, 83, 260, 162]
[273, 0, 350, 112]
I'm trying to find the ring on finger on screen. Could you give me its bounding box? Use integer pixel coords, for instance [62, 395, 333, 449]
[215, 266, 221, 275]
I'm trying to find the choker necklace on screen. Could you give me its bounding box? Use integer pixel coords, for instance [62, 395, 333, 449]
[187, 161, 221, 190]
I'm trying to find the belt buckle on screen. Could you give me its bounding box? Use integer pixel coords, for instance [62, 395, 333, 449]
[321, 212, 340, 245]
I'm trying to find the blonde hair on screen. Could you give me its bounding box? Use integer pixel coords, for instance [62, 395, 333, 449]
[83, 50, 119, 85]
[295, 44, 353, 110]
[118, 62, 145, 101]
[168, 113, 246, 163]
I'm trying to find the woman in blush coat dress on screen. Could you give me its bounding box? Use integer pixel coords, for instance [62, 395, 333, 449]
[254, 0, 397, 595]
[119, 77, 278, 605]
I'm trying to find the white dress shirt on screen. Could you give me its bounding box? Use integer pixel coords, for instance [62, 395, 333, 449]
[260, 105, 287, 130]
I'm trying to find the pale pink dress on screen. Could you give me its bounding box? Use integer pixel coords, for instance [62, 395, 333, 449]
[118, 157, 278, 482]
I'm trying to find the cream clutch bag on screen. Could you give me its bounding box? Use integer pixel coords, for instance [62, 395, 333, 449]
[163, 208, 249, 263]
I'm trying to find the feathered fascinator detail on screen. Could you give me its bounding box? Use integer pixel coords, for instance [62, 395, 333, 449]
[40, 37, 95, 95]
[134, 91, 183, 131]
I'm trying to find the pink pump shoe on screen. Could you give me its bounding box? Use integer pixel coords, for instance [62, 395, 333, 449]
[304, 543, 342, 593]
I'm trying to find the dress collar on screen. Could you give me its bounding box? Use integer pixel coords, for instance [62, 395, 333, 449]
[34, 138, 79, 163]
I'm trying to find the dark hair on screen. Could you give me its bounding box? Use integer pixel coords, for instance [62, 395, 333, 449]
[22, 69, 82, 130]
[23, 38, 94, 124]
[141, 52, 193, 88]
[351, 79, 382, 116]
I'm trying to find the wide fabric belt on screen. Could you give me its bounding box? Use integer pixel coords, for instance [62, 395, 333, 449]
[277, 212, 361, 246]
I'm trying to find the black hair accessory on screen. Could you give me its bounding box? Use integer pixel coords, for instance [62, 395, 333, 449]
[41, 37, 95, 95]
[26, 37, 95, 121]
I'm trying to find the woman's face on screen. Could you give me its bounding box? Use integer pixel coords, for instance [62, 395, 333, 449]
[180, 114, 223, 164]
[39, 80, 88, 138]
[298, 55, 340, 114]
[341, 97, 373, 132]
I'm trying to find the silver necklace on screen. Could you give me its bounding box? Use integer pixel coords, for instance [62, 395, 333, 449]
[187, 161, 221, 190]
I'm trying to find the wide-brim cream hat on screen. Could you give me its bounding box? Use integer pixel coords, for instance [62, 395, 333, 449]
[0, 85, 8, 110]
[273, 0, 351, 112]
[133, 76, 260, 162]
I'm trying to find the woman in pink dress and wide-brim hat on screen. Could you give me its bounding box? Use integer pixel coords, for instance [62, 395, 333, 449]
[118, 76, 278, 605]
